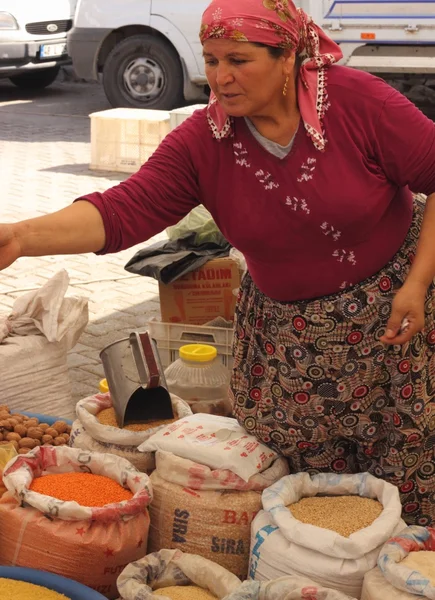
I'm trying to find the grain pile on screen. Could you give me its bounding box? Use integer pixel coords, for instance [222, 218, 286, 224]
[153, 586, 218, 599]
[30, 472, 133, 506]
[0, 578, 70, 599]
[97, 407, 175, 432]
[287, 495, 383, 537]
[401, 551, 435, 585]
[0, 405, 71, 454]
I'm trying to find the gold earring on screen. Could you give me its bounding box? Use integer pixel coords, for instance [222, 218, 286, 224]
[282, 75, 289, 97]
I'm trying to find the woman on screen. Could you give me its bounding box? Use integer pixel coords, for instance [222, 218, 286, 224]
[1, 0, 435, 525]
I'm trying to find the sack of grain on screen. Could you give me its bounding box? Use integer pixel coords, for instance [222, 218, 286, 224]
[0, 445, 152, 599]
[249, 472, 406, 599]
[224, 576, 358, 599]
[147, 451, 289, 580]
[377, 526, 435, 598]
[0, 270, 88, 420]
[362, 567, 422, 600]
[117, 548, 241, 599]
[139, 413, 279, 482]
[70, 392, 192, 471]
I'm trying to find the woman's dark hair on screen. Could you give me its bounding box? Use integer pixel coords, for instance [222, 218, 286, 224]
[252, 42, 286, 59]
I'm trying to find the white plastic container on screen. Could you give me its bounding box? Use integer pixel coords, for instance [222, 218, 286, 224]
[164, 344, 231, 416]
[169, 104, 207, 130]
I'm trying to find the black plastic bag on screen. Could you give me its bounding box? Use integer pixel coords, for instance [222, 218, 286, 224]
[124, 233, 231, 284]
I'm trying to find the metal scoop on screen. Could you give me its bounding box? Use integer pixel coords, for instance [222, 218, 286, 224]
[100, 330, 174, 428]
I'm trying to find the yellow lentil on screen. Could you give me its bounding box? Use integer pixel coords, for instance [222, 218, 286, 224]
[0, 578, 70, 599]
[97, 407, 175, 431]
[153, 586, 218, 599]
[287, 495, 383, 537]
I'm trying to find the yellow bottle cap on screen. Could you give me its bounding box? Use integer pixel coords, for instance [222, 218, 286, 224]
[99, 378, 109, 394]
[179, 344, 217, 362]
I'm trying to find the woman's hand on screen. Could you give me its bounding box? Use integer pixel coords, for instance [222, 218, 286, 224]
[0, 223, 21, 271]
[380, 281, 427, 345]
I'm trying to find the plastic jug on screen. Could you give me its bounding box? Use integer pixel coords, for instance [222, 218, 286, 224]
[164, 344, 231, 416]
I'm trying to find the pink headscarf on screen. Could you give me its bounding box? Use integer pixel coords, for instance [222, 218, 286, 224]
[200, 0, 343, 151]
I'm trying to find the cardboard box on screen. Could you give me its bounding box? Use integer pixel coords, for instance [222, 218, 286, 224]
[159, 257, 240, 325]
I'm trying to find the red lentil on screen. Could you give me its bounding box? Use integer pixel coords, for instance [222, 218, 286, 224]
[29, 472, 133, 507]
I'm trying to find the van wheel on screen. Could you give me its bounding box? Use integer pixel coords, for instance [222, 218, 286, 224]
[9, 66, 60, 89]
[103, 34, 184, 109]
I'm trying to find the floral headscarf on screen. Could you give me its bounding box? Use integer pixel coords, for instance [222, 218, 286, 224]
[200, 0, 343, 151]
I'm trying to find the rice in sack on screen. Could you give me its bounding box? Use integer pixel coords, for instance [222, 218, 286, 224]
[139, 414, 279, 481]
[117, 549, 241, 599]
[70, 392, 192, 472]
[0, 446, 152, 599]
[148, 451, 289, 579]
[249, 472, 406, 598]
[377, 526, 435, 598]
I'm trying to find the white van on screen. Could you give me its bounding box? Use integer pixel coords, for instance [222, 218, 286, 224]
[0, 0, 76, 89]
[68, 0, 435, 109]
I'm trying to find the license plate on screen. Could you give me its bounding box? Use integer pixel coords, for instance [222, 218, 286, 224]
[40, 43, 66, 58]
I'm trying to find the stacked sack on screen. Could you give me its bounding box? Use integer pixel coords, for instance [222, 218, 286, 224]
[249, 472, 406, 599]
[139, 413, 288, 579]
[117, 549, 242, 599]
[362, 526, 435, 600]
[0, 445, 152, 599]
[70, 392, 192, 472]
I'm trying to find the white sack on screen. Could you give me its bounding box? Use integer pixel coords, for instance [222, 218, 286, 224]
[362, 567, 419, 600]
[117, 549, 241, 600]
[224, 576, 358, 599]
[0, 270, 88, 419]
[139, 413, 279, 481]
[249, 472, 406, 599]
[377, 526, 435, 599]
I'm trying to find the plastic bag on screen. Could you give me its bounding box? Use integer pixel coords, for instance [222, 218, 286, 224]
[138, 413, 279, 482]
[377, 526, 435, 598]
[362, 567, 419, 600]
[117, 549, 242, 599]
[166, 205, 227, 247]
[124, 233, 231, 284]
[249, 472, 406, 599]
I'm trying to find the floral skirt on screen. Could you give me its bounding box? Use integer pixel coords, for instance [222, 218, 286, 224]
[231, 197, 435, 526]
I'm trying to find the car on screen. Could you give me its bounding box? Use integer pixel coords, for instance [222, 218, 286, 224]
[0, 0, 75, 90]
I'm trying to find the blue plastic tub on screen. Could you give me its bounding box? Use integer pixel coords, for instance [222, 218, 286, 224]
[0, 566, 106, 599]
[11, 411, 73, 426]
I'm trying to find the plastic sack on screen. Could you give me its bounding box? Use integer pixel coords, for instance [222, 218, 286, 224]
[147, 452, 289, 580]
[225, 576, 358, 599]
[362, 567, 419, 600]
[0, 446, 152, 599]
[166, 205, 227, 247]
[124, 233, 231, 284]
[138, 413, 279, 482]
[0, 270, 88, 419]
[377, 526, 435, 598]
[249, 472, 406, 599]
[70, 392, 192, 471]
[0, 443, 17, 498]
[117, 548, 241, 599]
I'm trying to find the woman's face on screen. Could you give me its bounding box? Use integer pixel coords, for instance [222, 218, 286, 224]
[203, 39, 294, 118]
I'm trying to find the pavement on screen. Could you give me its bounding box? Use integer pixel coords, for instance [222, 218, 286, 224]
[0, 75, 167, 411]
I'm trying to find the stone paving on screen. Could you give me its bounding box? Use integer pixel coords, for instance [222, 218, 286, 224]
[0, 76, 167, 412]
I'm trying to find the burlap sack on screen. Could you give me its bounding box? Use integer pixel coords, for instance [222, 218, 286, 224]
[0, 446, 152, 599]
[147, 451, 289, 580]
